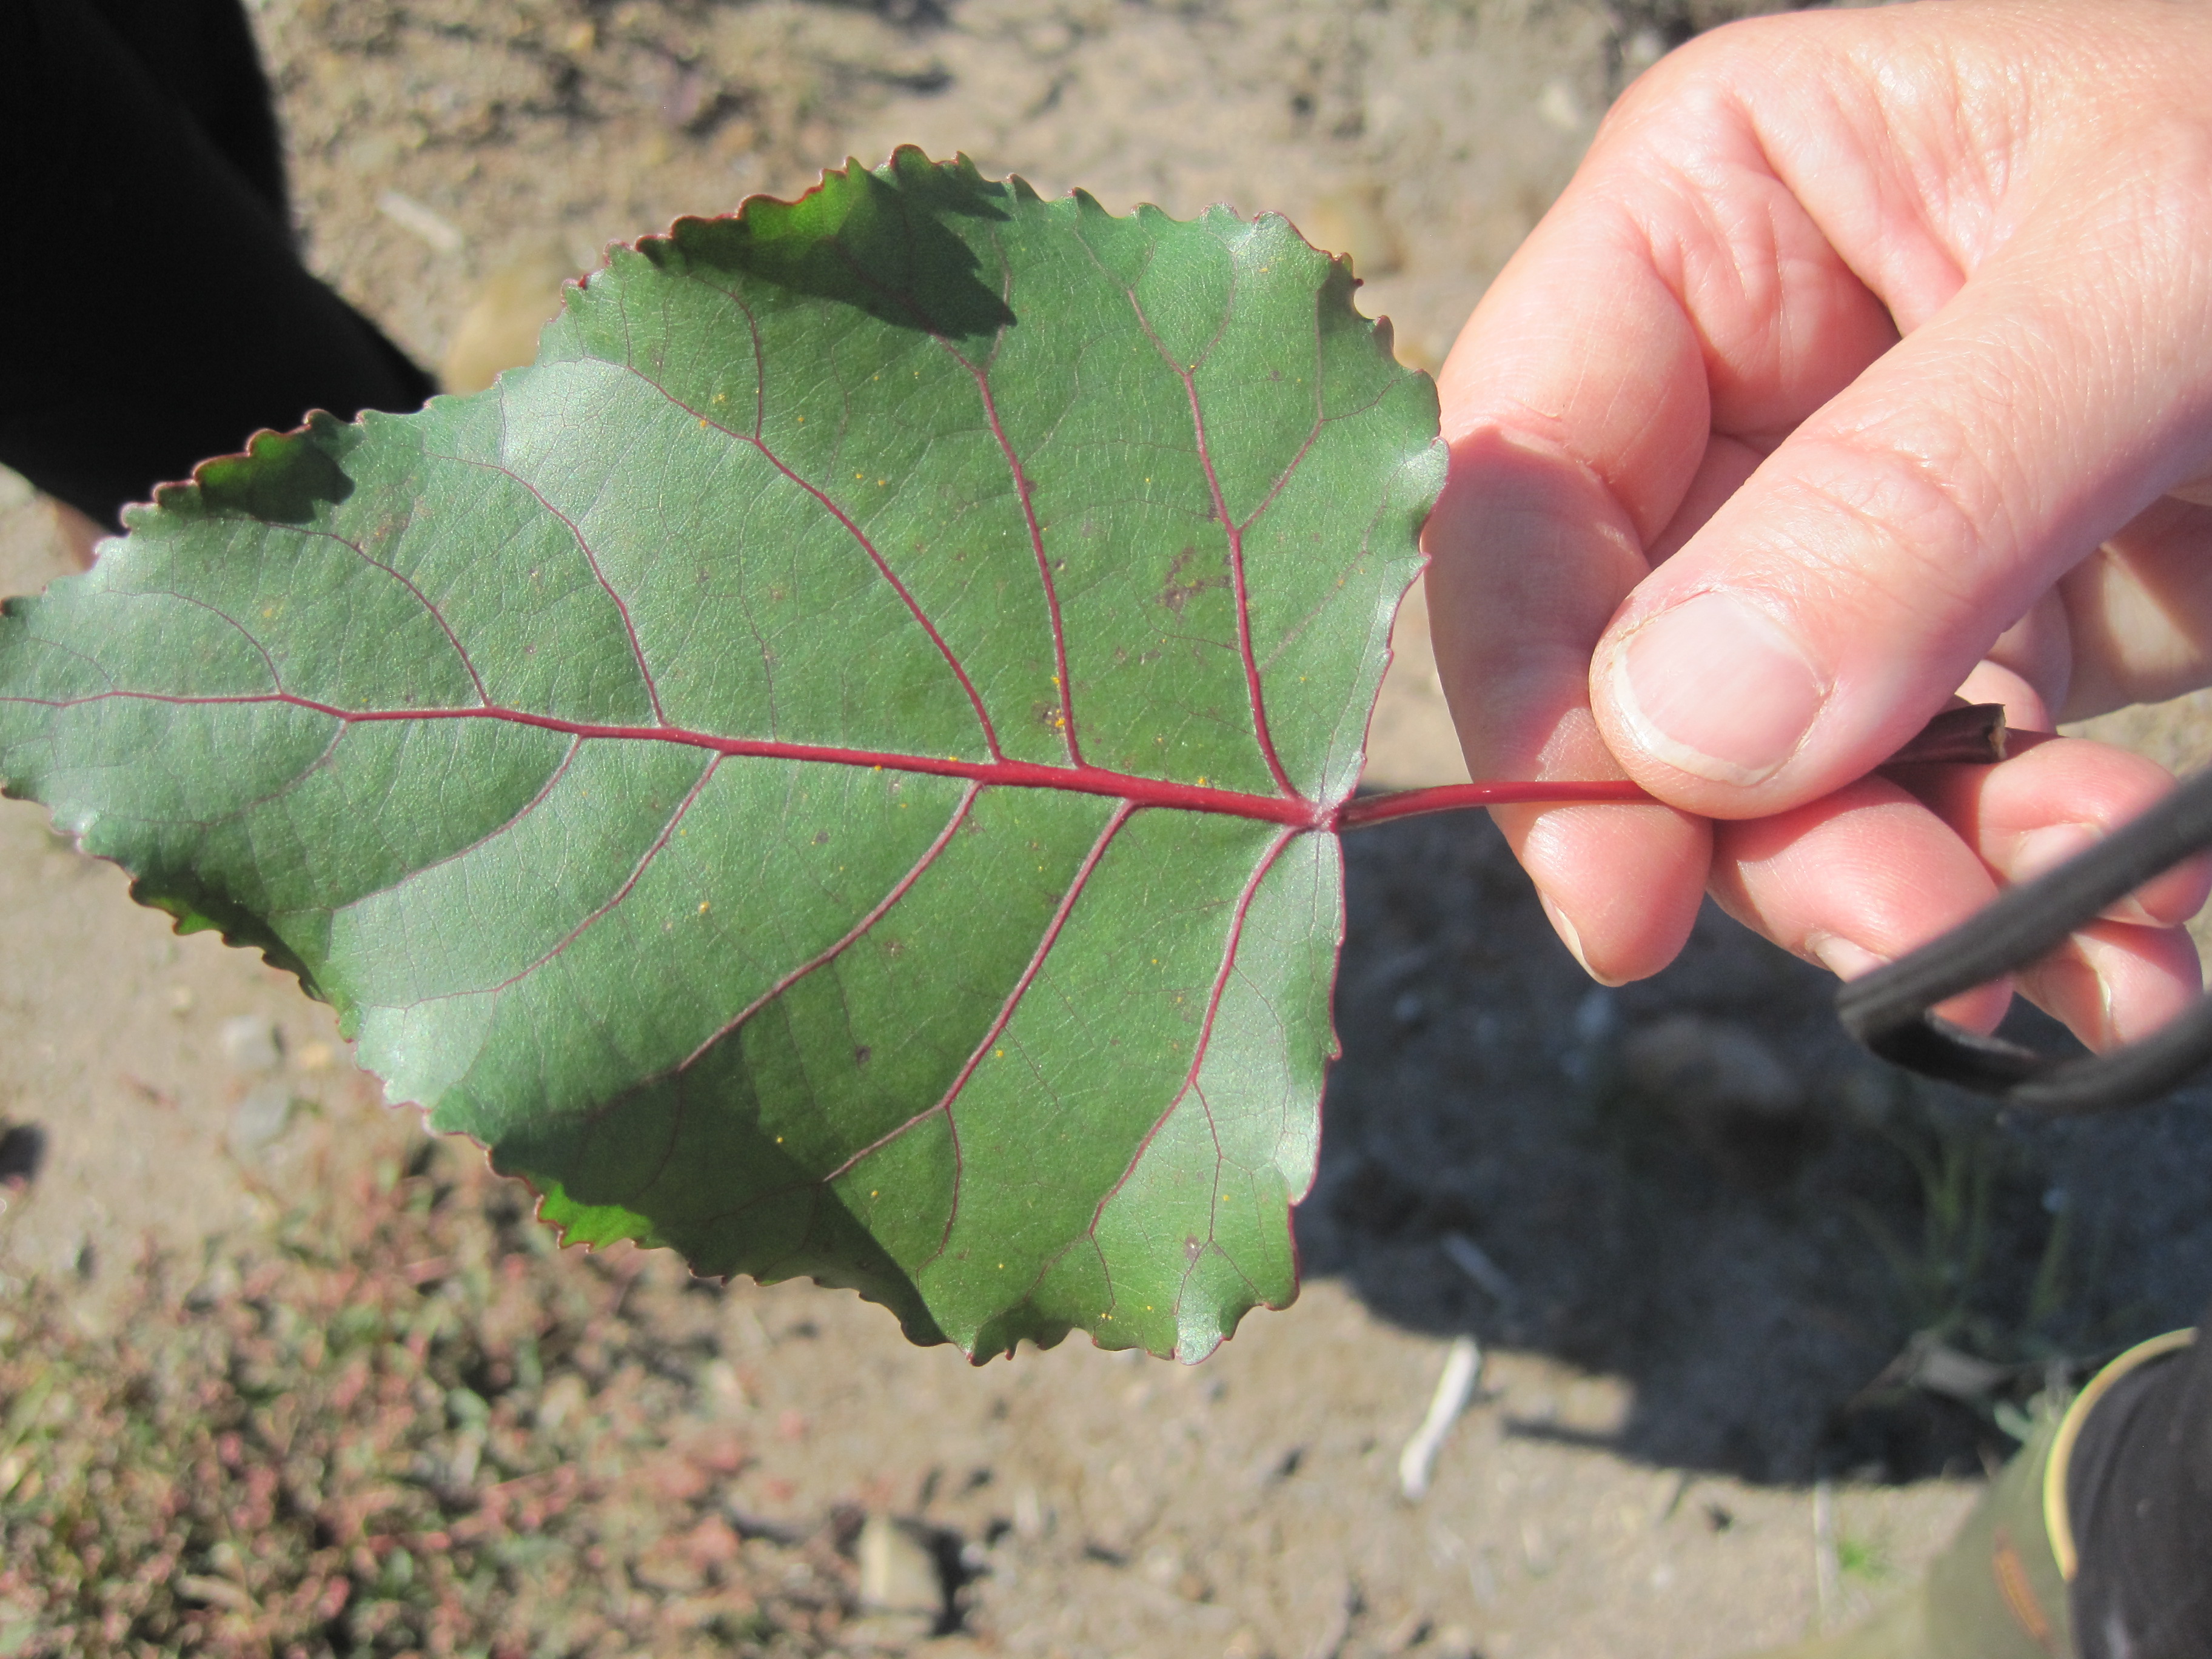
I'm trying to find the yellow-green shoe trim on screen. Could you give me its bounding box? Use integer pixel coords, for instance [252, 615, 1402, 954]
[1737, 1324, 2200, 1659]
[2042, 1327, 2196, 1582]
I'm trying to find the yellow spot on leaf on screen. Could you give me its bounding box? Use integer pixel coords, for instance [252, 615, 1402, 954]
[698, 901, 710, 913]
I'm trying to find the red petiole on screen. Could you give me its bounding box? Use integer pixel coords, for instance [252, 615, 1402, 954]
[1335, 702, 2014, 834]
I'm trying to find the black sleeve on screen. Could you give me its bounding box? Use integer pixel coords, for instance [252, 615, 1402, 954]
[0, 0, 434, 531]
[2066, 1295, 2212, 1659]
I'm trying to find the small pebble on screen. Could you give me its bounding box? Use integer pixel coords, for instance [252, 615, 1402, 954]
[218, 1015, 283, 1074]
[227, 1082, 296, 1158]
[1623, 27, 1667, 73]
[857, 1513, 943, 1618]
[1537, 76, 1584, 132]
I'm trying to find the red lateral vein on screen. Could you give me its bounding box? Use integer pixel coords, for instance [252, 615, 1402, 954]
[1086, 824, 1297, 1244]
[164, 722, 347, 834]
[162, 591, 283, 688]
[1235, 284, 1332, 537]
[654, 379, 1002, 758]
[1181, 377, 1298, 803]
[968, 365, 1081, 768]
[280, 523, 490, 707]
[358, 737, 583, 892]
[1109, 275, 1302, 803]
[819, 800, 1138, 1200]
[943, 229, 1081, 765]
[669, 285, 1005, 760]
[412, 754, 719, 1002]
[449, 444, 666, 723]
[1235, 412, 1326, 537]
[677, 782, 982, 1070]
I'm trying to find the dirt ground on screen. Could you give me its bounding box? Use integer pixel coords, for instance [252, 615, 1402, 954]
[6, 1, 2212, 1655]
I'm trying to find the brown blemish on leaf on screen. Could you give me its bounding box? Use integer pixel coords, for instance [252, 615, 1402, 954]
[1159, 546, 1229, 615]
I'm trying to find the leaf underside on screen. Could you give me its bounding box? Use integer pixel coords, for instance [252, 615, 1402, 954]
[0, 150, 1443, 1361]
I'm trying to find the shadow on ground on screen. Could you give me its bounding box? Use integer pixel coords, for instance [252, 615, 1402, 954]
[1302, 808, 2212, 1487]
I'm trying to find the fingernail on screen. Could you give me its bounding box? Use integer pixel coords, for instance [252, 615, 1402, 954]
[1540, 894, 1624, 987]
[2014, 823, 2157, 923]
[1607, 591, 1826, 786]
[2013, 823, 2101, 882]
[1809, 934, 1889, 982]
[2023, 954, 2115, 1051]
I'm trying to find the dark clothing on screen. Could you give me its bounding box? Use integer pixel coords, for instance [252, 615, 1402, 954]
[2068, 1301, 2212, 1658]
[0, 0, 432, 530]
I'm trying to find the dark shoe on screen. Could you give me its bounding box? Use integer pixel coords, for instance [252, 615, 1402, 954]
[1741, 1330, 2197, 1659]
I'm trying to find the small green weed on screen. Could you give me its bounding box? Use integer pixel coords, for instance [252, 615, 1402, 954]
[1849, 1079, 2130, 1390]
[1834, 1532, 1890, 1584]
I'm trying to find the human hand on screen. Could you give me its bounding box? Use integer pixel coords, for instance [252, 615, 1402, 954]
[1424, 0, 2212, 1048]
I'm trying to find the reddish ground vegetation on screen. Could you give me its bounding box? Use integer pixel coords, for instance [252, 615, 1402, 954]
[0, 1127, 856, 1658]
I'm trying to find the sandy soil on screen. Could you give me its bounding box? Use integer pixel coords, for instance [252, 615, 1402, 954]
[6, 2, 2212, 1655]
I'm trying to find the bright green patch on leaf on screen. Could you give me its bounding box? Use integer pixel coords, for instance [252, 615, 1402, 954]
[0, 149, 1444, 1361]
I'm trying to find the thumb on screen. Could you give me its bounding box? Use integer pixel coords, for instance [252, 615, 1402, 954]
[1590, 220, 2212, 817]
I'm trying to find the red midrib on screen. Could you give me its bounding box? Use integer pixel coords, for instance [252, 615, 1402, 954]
[13, 687, 1666, 829]
[20, 688, 1327, 827]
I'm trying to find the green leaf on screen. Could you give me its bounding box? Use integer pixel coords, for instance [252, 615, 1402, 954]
[0, 149, 1443, 1361]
